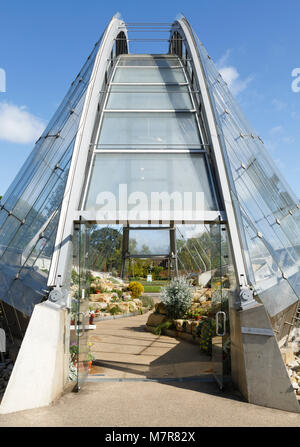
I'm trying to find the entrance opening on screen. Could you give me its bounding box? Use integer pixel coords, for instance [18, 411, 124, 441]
[70, 221, 235, 391]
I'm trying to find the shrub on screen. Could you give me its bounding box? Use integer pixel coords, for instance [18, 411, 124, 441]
[197, 318, 216, 355]
[109, 305, 122, 315]
[140, 295, 155, 309]
[153, 320, 174, 336]
[112, 288, 123, 298]
[160, 277, 193, 319]
[128, 281, 144, 298]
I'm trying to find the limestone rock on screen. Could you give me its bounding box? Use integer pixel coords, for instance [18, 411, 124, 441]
[133, 298, 142, 307]
[154, 302, 167, 315]
[174, 319, 185, 332]
[185, 320, 192, 334]
[146, 313, 167, 327]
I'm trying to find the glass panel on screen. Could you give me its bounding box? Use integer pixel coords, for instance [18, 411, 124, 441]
[106, 85, 193, 110]
[84, 153, 218, 216]
[194, 32, 300, 318]
[112, 67, 186, 84]
[98, 112, 201, 148]
[129, 229, 170, 255]
[210, 220, 232, 388]
[118, 56, 181, 67]
[72, 221, 90, 391]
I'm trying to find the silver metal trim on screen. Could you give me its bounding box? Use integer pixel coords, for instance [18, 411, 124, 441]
[102, 109, 196, 113]
[241, 327, 274, 336]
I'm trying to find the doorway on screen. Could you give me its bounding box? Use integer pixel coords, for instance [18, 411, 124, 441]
[70, 220, 235, 390]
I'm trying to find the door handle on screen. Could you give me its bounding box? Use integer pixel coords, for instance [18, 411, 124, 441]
[216, 311, 226, 336]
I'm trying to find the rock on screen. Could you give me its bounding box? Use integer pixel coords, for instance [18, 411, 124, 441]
[128, 302, 138, 312]
[133, 298, 142, 307]
[155, 302, 167, 315]
[282, 347, 295, 365]
[96, 302, 108, 310]
[185, 320, 192, 334]
[117, 302, 130, 313]
[146, 313, 167, 327]
[174, 319, 185, 332]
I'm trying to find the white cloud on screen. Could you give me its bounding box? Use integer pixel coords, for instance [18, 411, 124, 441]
[0, 102, 45, 144]
[272, 98, 287, 112]
[269, 125, 283, 135]
[217, 50, 253, 96]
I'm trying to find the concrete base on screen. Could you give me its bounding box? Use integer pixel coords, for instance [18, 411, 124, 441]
[0, 301, 67, 414]
[230, 303, 300, 413]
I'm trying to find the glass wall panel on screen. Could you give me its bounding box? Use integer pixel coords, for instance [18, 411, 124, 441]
[98, 112, 201, 147]
[118, 56, 181, 67]
[0, 30, 108, 319]
[84, 153, 218, 214]
[106, 85, 193, 110]
[112, 67, 186, 84]
[129, 229, 170, 255]
[192, 31, 300, 316]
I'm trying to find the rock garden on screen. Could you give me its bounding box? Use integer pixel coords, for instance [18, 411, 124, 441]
[70, 271, 155, 324]
[282, 328, 300, 398]
[145, 276, 229, 356]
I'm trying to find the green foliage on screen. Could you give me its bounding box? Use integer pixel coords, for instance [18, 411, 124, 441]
[88, 227, 122, 272]
[143, 285, 161, 293]
[160, 277, 194, 319]
[128, 281, 144, 298]
[109, 305, 122, 315]
[70, 342, 78, 359]
[112, 288, 123, 298]
[72, 269, 79, 285]
[197, 318, 216, 355]
[153, 320, 174, 336]
[140, 295, 155, 309]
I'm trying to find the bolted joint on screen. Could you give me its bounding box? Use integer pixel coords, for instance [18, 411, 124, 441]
[238, 286, 257, 310]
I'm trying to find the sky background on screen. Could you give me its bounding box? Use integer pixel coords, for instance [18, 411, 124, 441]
[0, 0, 300, 197]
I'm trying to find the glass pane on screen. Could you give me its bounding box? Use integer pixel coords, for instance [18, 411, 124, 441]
[72, 222, 90, 390]
[112, 67, 186, 84]
[129, 229, 170, 255]
[118, 56, 181, 67]
[98, 112, 201, 148]
[106, 85, 193, 110]
[84, 153, 218, 216]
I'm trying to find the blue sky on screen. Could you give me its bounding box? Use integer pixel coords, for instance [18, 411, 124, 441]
[0, 0, 300, 196]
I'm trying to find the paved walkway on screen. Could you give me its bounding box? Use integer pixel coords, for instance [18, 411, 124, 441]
[0, 311, 300, 426]
[88, 311, 213, 380]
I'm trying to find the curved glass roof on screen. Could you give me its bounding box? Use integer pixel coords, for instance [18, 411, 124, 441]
[83, 54, 221, 219]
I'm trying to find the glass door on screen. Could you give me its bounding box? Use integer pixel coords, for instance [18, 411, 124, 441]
[210, 218, 231, 389]
[73, 218, 90, 391]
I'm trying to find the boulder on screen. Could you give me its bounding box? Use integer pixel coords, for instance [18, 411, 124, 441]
[185, 320, 192, 334]
[155, 302, 167, 315]
[116, 302, 130, 313]
[174, 319, 185, 332]
[91, 302, 107, 310]
[89, 293, 111, 303]
[146, 313, 167, 327]
[133, 298, 142, 307]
